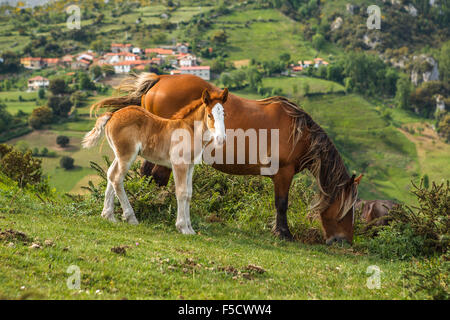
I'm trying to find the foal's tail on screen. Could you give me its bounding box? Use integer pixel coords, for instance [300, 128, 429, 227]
[90, 72, 160, 116]
[82, 113, 113, 149]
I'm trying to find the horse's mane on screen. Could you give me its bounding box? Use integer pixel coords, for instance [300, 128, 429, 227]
[171, 98, 204, 120]
[259, 96, 353, 219]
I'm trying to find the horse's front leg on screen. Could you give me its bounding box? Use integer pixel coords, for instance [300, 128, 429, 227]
[172, 163, 195, 235]
[272, 165, 295, 241]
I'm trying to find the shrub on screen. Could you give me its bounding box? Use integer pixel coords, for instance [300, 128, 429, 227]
[403, 254, 449, 300]
[356, 180, 449, 259]
[29, 106, 53, 129]
[0, 144, 42, 187]
[60, 156, 74, 170]
[56, 135, 70, 148]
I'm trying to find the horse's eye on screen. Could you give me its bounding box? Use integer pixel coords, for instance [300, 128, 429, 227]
[208, 114, 213, 119]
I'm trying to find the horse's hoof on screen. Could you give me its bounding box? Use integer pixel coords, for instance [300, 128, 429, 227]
[179, 228, 196, 235]
[273, 228, 294, 241]
[126, 216, 139, 225]
[102, 213, 117, 223]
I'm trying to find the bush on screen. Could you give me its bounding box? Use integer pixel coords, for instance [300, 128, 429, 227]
[60, 156, 74, 170]
[403, 254, 449, 300]
[29, 106, 53, 129]
[0, 144, 42, 187]
[56, 135, 70, 148]
[356, 180, 449, 259]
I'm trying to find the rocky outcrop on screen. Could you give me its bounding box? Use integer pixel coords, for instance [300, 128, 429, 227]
[404, 4, 418, 16]
[363, 33, 381, 49]
[436, 95, 446, 113]
[331, 17, 343, 31]
[411, 55, 440, 86]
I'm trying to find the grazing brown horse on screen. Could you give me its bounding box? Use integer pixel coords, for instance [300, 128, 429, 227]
[92, 73, 363, 244]
[83, 89, 228, 234]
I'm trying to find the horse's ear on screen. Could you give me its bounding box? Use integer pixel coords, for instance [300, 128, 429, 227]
[221, 88, 229, 103]
[202, 89, 211, 105]
[354, 174, 363, 185]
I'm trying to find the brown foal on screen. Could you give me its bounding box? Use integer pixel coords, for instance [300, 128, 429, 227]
[83, 89, 228, 234]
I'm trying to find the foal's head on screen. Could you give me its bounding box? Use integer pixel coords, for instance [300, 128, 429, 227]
[321, 174, 363, 245]
[201, 88, 228, 147]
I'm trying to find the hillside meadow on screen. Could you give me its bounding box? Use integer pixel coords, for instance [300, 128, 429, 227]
[0, 172, 412, 300]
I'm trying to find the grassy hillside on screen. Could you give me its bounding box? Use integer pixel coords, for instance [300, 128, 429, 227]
[0, 173, 410, 300]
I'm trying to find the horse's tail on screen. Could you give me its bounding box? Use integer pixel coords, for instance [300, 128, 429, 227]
[82, 112, 113, 149]
[90, 72, 160, 116]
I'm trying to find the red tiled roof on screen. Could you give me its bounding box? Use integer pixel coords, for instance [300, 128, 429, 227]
[145, 48, 174, 55]
[28, 76, 48, 81]
[111, 43, 132, 47]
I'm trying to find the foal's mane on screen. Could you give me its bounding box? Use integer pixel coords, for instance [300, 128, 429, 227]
[258, 96, 352, 218]
[171, 98, 204, 120]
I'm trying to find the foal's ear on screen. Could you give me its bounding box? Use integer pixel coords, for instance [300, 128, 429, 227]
[202, 89, 211, 105]
[221, 88, 229, 103]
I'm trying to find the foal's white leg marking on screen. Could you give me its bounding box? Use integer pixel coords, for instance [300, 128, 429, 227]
[173, 164, 195, 234]
[185, 164, 195, 234]
[110, 147, 140, 225]
[101, 159, 117, 223]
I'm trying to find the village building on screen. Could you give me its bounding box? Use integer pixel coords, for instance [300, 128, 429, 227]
[314, 58, 329, 68]
[112, 60, 154, 74]
[43, 58, 60, 68]
[173, 66, 210, 80]
[27, 76, 49, 91]
[61, 55, 74, 67]
[178, 54, 197, 67]
[104, 52, 139, 64]
[20, 57, 44, 69]
[145, 48, 175, 59]
[176, 42, 189, 54]
[111, 43, 132, 53]
[71, 58, 91, 70]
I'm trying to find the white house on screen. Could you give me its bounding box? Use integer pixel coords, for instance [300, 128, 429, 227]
[105, 52, 138, 64]
[178, 54, 197, 67]
[175, 66, 210, 80]
[27, 76, 49, 91]
[132, 47, 142, 55]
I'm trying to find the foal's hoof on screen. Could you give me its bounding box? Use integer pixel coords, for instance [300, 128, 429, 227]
[273, 228, 294, 241]
[101, 213, 117, 223]
[125, 215, 139, 225]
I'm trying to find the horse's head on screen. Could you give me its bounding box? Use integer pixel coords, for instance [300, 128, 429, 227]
[321, 174, 363, 245]
[202, 88, 228, 147]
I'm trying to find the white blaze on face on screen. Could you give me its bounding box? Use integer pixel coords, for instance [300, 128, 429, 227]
[211, 103, 226, 146]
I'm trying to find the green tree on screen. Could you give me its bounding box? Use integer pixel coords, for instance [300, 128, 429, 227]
[29, 106, 53, 129]
[395, 76, 412, 110]
[49, 78, 67, 95]
[439, 41, 450, 83]
[312, 33, 326, 51]
[60, 156, 74, 170]
[56, 135, 70, 148]
[38, 88, 46, 100]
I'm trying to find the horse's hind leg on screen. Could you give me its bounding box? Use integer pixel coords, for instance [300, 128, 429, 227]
[110, 153, 139, 225]
[272, 165, 295, 241]
[101, 158, 118, 223]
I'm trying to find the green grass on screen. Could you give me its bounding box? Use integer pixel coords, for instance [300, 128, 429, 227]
[0, 176, 411, 300]
[207, 9, 339, 62]
[0, 91, 40, 115]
